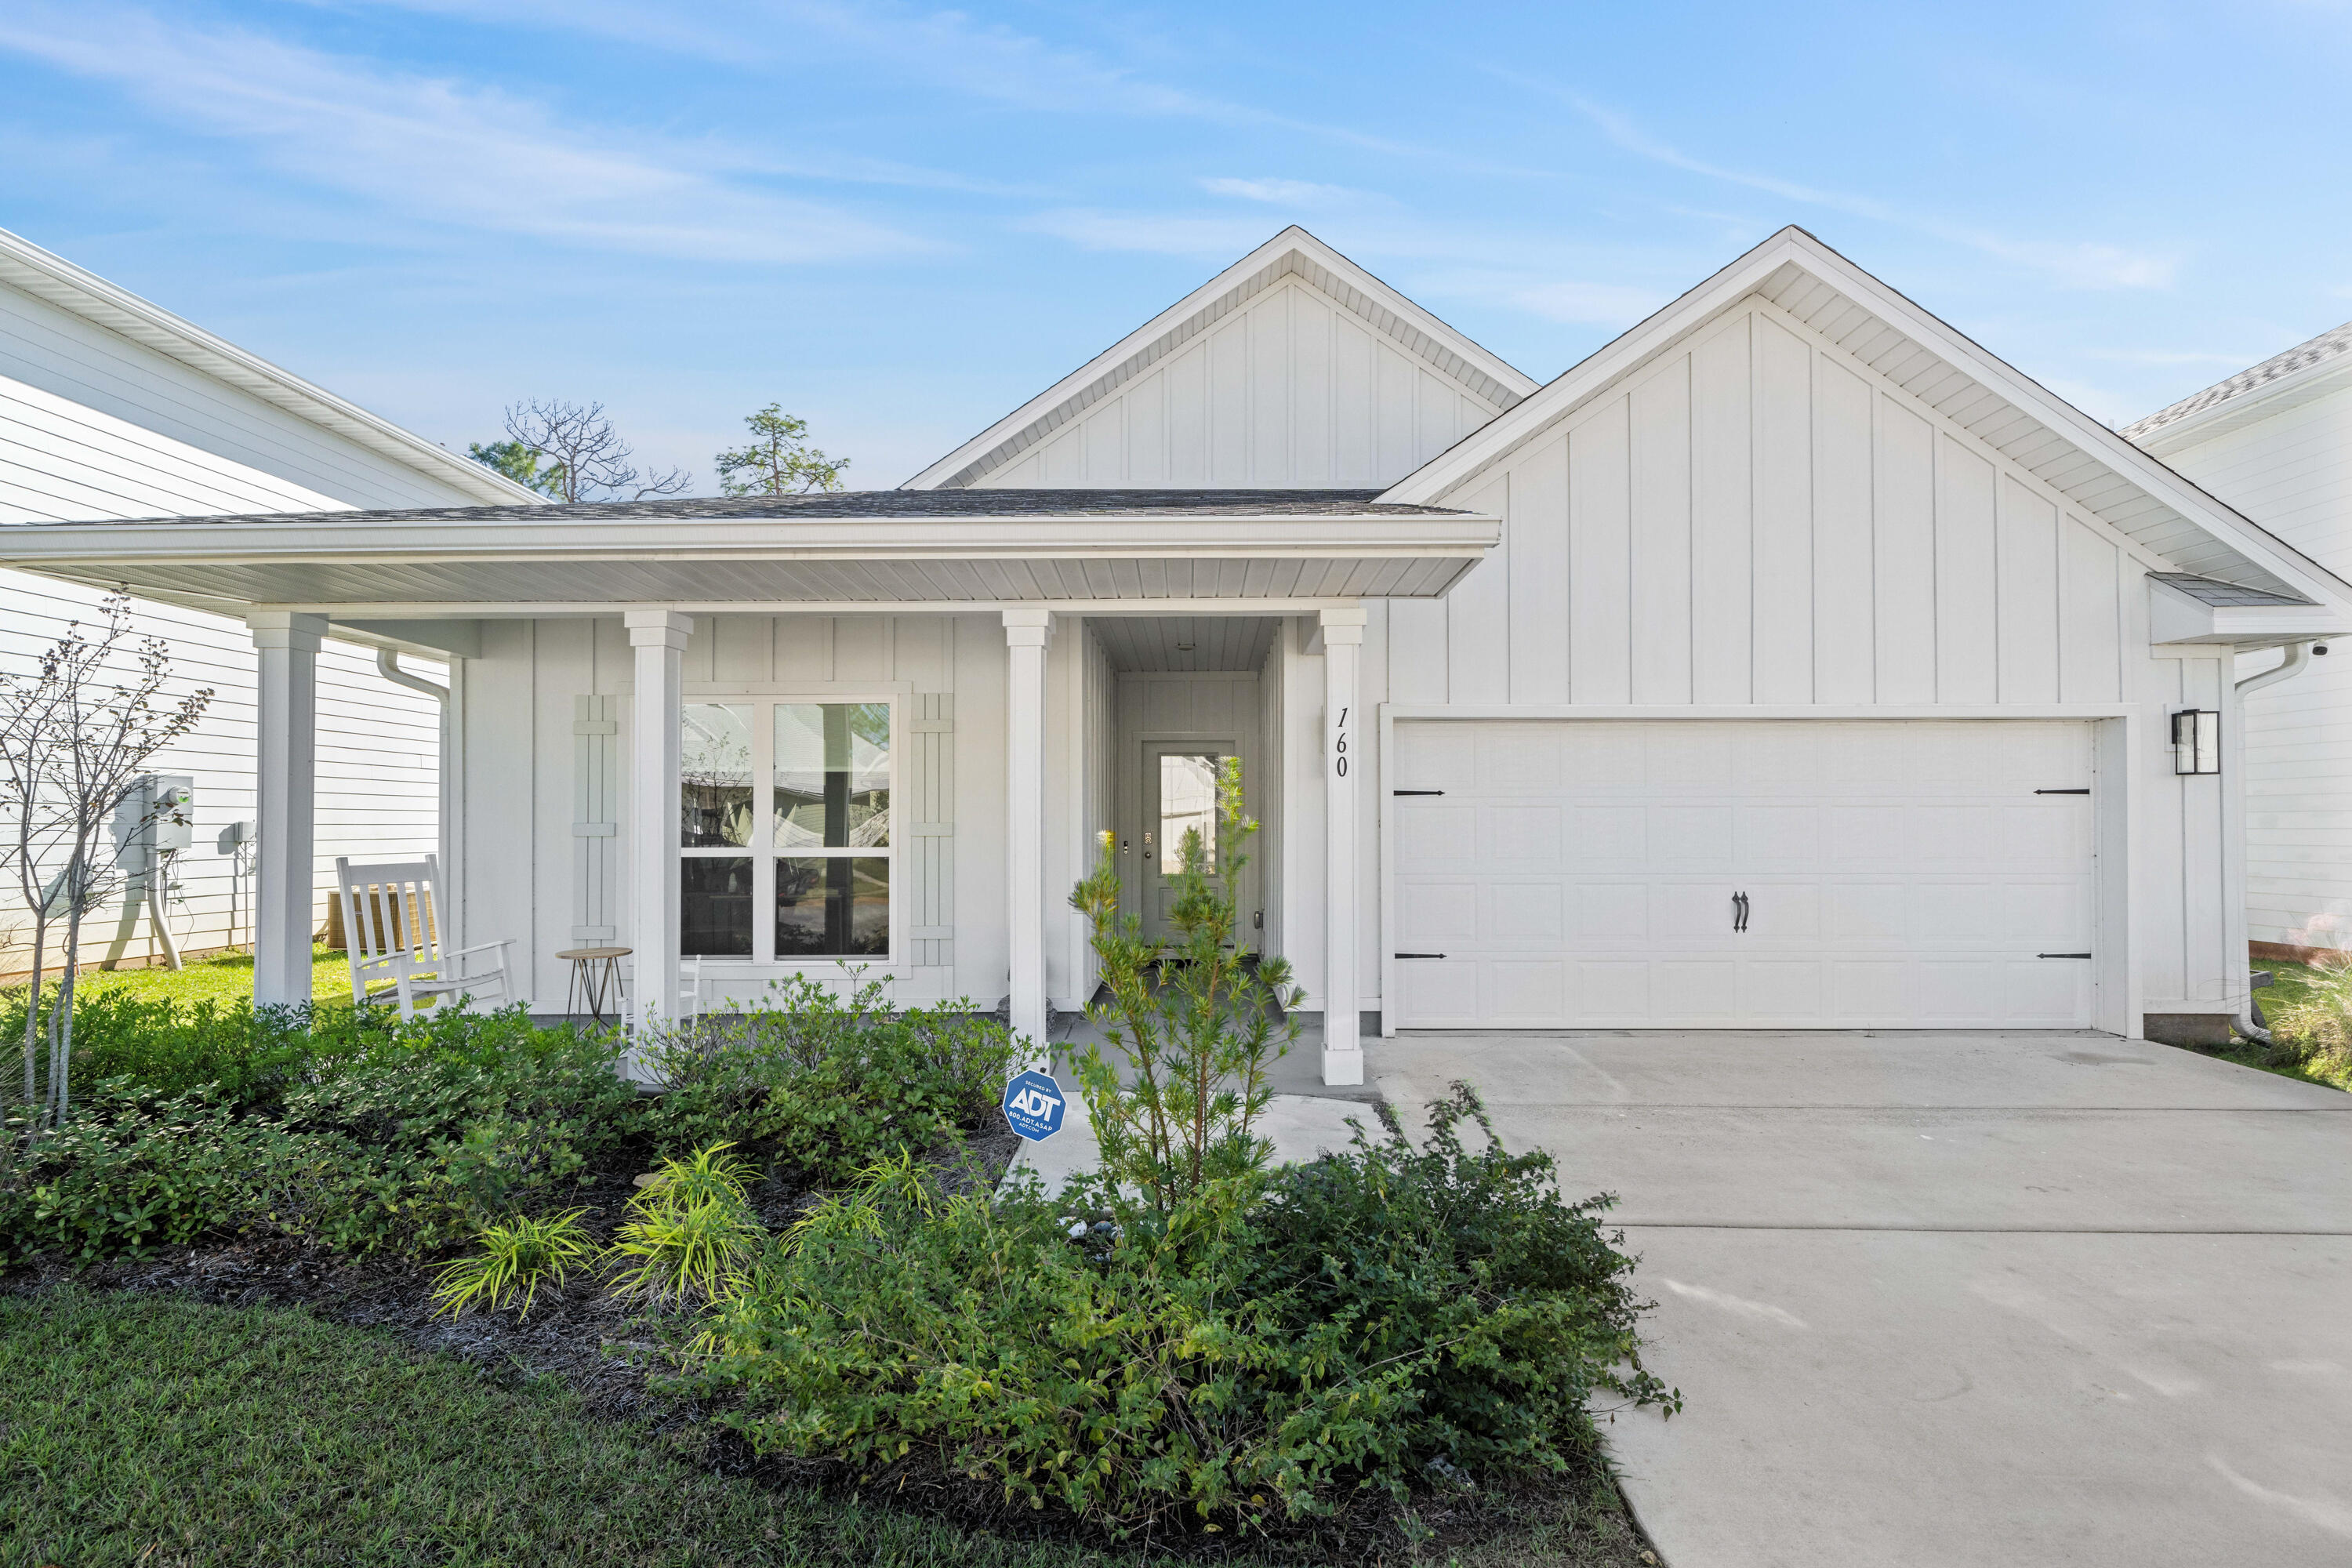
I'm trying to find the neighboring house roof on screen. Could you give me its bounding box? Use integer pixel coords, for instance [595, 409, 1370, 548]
[1379, 225, 2352, 618]
[0, 225, 542, 507]
[88, 488, 1463, 528]
[2122, 321, 2352, 451]
[901, 226, 1540, 491]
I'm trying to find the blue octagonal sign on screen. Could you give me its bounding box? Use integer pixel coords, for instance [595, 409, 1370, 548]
[1002, 1069, 1067, 1142]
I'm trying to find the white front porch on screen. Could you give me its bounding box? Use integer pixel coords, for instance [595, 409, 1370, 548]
[239, 601, 1382, 1086]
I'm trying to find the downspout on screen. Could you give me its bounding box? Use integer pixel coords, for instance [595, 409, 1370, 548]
[2228, 639, 2326, 1044]
[377, 648, 454, 949]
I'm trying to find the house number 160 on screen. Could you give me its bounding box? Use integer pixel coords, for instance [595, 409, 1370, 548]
[1333, 706, 1348, 778]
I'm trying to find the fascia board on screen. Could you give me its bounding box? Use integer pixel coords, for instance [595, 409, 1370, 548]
[1385, 226, 2352, 620]
[0, 227, 543, 507]
[0, 510, 1503, 566]
[900, 226, 1537, 490]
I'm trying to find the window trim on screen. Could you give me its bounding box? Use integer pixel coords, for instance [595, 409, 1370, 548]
[677, 689, 901, 967]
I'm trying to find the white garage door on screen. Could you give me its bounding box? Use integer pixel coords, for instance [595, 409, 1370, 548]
[1389, 720, 2096, 1029]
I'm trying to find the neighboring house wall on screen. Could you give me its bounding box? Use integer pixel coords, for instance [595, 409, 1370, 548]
[971, 274, 1511, 489]
[0, 271, 484, 975]
[2133, 373, 2352, 955]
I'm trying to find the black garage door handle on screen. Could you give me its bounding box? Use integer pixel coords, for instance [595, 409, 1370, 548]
[1394, 953, 1447, 959]
[2038, 952, 2092, 959]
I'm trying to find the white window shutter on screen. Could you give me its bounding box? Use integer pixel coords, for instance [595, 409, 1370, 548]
[908, 692, 953, 971]
[572, 695, 619, 942]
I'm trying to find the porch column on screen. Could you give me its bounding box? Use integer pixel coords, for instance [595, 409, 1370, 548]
[1004, 607, 1053, 1062]
[1321, 605, 1367, 1086]
[626, 610, 693, 1043]
[249, 612, 326, 1009]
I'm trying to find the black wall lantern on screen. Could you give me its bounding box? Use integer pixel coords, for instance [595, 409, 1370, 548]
[2172, 709, 2220, 775]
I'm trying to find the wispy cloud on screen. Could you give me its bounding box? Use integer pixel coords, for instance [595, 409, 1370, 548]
[1526, 82, 2176, 291]
[1022, 209, 1283, 259]
[0, 2, 928, 263]
[1198, 176, 1362, 208]
[1502, 278, 1668, 328]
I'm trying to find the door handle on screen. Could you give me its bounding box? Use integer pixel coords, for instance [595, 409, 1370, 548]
[1733, 891, 1749, 933]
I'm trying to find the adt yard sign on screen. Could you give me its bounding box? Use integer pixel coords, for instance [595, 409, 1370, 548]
[1002, 1070, 1066, 1142]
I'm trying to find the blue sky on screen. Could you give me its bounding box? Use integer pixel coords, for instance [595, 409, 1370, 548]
[2, 1, 2347, 489]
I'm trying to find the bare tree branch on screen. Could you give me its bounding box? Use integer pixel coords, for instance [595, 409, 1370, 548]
[495, 399, 691, 503]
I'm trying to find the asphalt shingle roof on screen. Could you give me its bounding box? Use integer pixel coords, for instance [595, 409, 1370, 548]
[2122, 323, 2352, 442]
[2148, 571, 2315, 608]
[72, 488, 1469, 528]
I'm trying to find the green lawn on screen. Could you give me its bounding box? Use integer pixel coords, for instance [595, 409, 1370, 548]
[0, 1287, 1648, 1568]
[2210, 956, 2351, 1093]
[0, 1287, 1118, 1568]
[42, 945, 354, 1008]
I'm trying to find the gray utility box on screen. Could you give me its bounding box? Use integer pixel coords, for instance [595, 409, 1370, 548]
[114, 774, 196, 867]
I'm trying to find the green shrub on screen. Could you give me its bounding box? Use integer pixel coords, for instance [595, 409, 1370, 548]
[608, 1145, 767, 1304]
[642, 974, 1014, 1183]
[2263, 960, 2352, 1090]
[432, 1208, 597, 1318]
[688, 1094, 1673, 1537]
[1, 989, 320, 1107]
[3, 1004, 643, 1261]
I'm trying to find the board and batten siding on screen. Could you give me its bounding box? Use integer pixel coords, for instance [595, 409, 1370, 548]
[0, 267, 482, 977]
[972, 275, 1508, 489]
[1382, 296, 2238, 1016]
[2136, 380, 2352, 956]
[460, 614, 1014, 1014]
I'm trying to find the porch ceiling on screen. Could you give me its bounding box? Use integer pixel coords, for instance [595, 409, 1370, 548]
[0, 493, 1499, 615]
[1093, 615, 1279, 672]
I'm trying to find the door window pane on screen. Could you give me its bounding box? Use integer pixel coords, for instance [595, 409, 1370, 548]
[775, 856, 889, 956]
[682, 704, 753, 848]
[775, 702, 891, 850]
[1159, 753, 1222, 874]
[682, 856, 753, 956]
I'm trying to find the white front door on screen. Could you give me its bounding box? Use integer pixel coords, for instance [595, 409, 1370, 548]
[1389, 719, 2097, 1029]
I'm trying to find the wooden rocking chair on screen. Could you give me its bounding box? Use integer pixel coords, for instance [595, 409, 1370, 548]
[334, 855, 513, 1019]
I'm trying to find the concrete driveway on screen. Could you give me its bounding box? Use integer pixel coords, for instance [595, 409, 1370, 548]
[1372, 1030, 2352, 1568]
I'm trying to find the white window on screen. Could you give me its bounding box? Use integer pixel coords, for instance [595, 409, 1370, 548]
[678, 699, 894, 962]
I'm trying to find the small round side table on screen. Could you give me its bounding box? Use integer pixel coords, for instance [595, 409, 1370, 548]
[557, 946, 630, 1023]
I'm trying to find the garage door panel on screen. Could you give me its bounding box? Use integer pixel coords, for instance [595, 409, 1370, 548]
[1396, 804, 1476, 869]
[1741, 961, 1824, 1017]
[1829, 881, 1914, 942]
[1828, 960, 1910, 1021]
[1481, 804, 1563, 864]
[2002, 958, 2089, 1025]
[1659, 959, 1740, 1019]
[1389, 719, 2097, 1029]
[1484, 880, 1566, 942]
[1735, 806, 1821, 866]
[1570, 806, 1646, 861]
[1398, 880, 1478, 946]
[1916, 961, 2002, 1025]
[1653, 807, 1733, 862]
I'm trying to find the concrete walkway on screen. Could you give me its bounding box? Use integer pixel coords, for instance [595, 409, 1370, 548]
[1374, 1030, 2352, 1568]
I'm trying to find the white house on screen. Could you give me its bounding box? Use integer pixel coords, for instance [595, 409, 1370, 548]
[2124, 330, 2352, 964]
[0, 224, 537, 975]
[0, 225, 2342, 1071]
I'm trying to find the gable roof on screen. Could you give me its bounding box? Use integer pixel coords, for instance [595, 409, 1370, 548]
[902, 226, 1539, 491]
[2122, 318, 2352, 452]
[1379, 226, 2352, 616]
[0, 225, 542, 507]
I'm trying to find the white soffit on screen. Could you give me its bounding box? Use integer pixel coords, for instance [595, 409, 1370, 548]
[902, 225, 1540, 491]
[1381, 226, 2352, 616]
[0, 225, 543, 507]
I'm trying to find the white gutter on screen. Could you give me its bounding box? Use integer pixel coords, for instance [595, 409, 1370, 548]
[2230, 638, 2328, 1045]
[376, 648, 449, 702]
